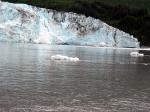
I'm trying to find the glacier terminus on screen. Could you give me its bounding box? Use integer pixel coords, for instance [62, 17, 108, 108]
[0, 1, 140, 48]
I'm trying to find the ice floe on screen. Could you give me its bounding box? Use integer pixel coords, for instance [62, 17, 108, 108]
[51, 55, 80, 62]
[130, 52, 144, 57]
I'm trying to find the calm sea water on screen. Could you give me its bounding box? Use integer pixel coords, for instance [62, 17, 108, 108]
[0, 43, 150, 112]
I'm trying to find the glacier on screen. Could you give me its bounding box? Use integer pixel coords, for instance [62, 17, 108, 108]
[0, 1, 140, 48]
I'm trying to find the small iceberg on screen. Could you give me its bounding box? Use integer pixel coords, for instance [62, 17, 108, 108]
[144, 63, 149, 66]
[51, 55, 80, 62]
[130, 52, 144, 57]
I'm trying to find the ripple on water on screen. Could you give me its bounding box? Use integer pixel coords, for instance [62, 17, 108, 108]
[9, 106, 106, 112]
[5, 101, 150, 112]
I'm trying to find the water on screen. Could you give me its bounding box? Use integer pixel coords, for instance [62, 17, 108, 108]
[0, 43, 150, 112]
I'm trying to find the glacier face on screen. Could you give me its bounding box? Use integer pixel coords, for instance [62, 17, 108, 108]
[0, 1, 140, 48]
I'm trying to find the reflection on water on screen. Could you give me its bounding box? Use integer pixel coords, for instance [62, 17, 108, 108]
[0, 43, 150, 112]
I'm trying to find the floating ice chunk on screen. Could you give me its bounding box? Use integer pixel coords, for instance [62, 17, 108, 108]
[51, 55, 80, 62]
[130, 52, 144, 57]
[144, 63, 148, 66]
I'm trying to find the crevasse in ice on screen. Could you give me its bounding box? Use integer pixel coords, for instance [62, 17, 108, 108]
[0, 1, 140, 48]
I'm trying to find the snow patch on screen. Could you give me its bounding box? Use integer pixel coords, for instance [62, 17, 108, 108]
[130, 52, 144, 57]
[51, 55, 80, 62]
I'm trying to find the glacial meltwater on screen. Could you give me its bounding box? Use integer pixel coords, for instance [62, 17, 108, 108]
[0, 43, 150, 112]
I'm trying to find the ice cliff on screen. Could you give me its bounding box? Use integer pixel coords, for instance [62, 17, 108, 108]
[0, 1, 140, 48]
